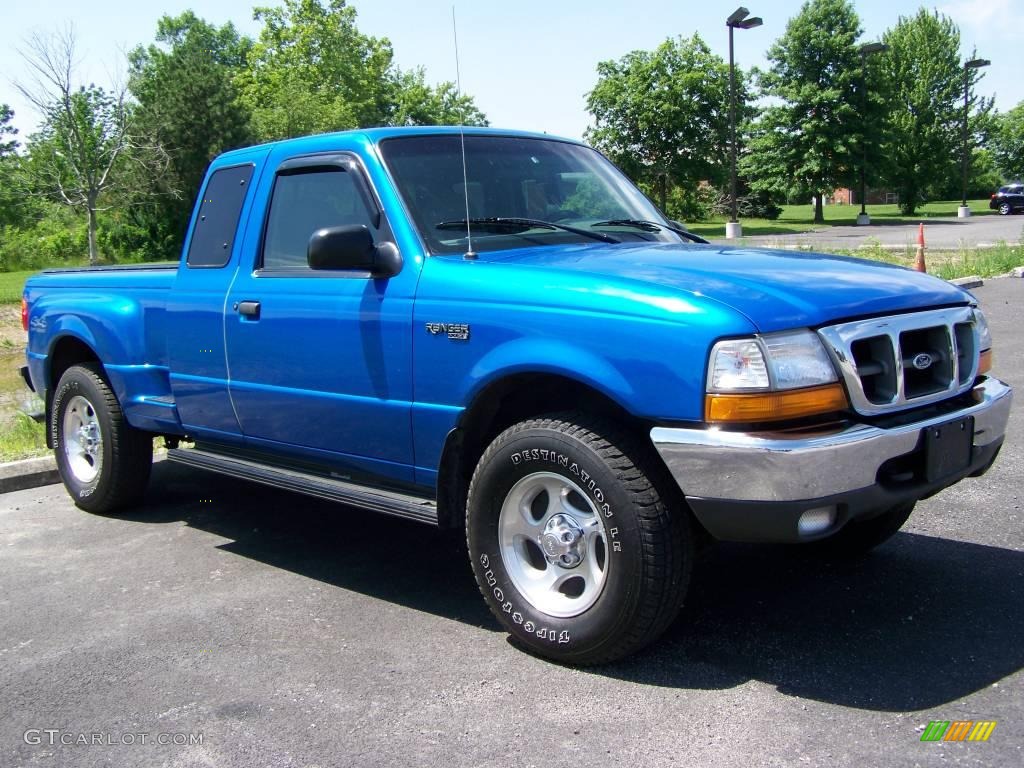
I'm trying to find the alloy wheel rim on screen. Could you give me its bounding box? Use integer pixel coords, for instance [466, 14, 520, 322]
[498, 471, 609, 618]
[62, 395, 103, 484]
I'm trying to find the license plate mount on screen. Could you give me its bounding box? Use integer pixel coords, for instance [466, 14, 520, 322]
[923, 415, 975, 483]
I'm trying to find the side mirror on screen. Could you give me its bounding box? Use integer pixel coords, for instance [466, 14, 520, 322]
[307, 225, 401, 276]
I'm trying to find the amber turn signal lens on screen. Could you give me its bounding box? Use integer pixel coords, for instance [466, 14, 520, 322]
[705, 383, 848, 423]
[21, 297, 28, 332]
[978, 349, 992, 374]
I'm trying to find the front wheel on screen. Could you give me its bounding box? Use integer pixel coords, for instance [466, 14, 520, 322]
[466, 413, 692, 664]
[52, 363, 153, 513]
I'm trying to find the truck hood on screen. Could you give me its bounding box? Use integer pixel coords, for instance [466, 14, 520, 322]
[474, 242, 972, 332]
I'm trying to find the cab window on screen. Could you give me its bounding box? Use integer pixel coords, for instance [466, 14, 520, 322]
[262, 168, 376, 270]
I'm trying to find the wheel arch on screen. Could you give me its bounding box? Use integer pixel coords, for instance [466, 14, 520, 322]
[435, 370, 677, 530]
[44, 334, 104, 448]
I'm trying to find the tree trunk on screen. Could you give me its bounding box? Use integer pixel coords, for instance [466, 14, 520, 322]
[813, 191, 824, 224]
[87, 206, 99, 266]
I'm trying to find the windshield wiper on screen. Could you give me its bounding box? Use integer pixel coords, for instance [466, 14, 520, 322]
[592, 219, 708, 244]
[437, 217, 620, 244]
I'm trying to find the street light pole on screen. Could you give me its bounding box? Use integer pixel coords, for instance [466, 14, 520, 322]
[959, 57, 990, 218]
[856, 42, 887, 226]
[725, 7, 762, 240]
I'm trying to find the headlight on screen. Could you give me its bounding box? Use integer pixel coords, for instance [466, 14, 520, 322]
[975, 308, 993, 374]
[706, 330, 847, 423]
[974, 308, 991, 351]
[707, 330, 838, 392]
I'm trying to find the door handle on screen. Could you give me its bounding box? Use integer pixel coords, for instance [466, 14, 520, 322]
[236, 301, 261, 319]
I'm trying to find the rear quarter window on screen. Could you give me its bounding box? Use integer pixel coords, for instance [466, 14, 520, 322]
[186, 164, 255, 268]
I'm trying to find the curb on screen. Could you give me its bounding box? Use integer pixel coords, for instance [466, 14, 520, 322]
[0, 455, 59, 494]
[949, 275, 984, 289]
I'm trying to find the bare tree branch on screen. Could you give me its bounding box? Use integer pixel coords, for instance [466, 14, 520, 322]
[14, 25, 173, 264]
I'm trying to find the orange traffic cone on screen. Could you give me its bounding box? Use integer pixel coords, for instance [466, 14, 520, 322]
[913, 223, 927, 272]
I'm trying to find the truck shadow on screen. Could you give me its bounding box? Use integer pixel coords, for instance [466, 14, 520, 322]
[131, 461, 1024, 712]
[603, 536, 1024, 711]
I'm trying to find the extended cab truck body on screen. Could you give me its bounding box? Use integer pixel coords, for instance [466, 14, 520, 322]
[23, 127, 1012, 663]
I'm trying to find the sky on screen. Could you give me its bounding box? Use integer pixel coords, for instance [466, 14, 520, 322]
[2, 0, 1023, 143]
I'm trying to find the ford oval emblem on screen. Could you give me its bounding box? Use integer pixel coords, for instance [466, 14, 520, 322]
[912, 353, 933, 370]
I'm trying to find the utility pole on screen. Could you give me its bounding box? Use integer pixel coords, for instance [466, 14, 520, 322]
[725, 7, 762, 240]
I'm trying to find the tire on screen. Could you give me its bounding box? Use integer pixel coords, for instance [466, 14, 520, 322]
[466, 412, 692, 665]
[998, 202, 1011, 215]
[52, 363, 153, 513]
[803, 502, 915, 558]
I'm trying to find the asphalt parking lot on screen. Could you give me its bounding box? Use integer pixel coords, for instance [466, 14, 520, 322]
[1, 279, 1021, 768]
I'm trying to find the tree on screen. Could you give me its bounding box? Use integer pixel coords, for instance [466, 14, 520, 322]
[237, 0, 484, 140]
[237, 0, 396, 140]
[879, 10, 991, 214]
[990, 101, 1024, 181]
[0, 105, 17, 156]
[16, 28, 170, 265]
[585, 34, 740, 218]
[0, 105, 25, 228]
[743, 0, 864, 223]
[390, 67, 487, 127]
[129, 12, 254, 252]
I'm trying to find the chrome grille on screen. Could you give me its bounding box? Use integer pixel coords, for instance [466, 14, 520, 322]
[818, 307, 980, 416]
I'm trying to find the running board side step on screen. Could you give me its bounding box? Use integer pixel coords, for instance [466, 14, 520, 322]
[166, 447, 438, 525]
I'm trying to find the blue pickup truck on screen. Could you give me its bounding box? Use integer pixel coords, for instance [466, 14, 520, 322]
[22, 127, 1012, 663]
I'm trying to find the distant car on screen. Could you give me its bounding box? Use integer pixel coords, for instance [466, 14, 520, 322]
[990, 183, 1024, 215]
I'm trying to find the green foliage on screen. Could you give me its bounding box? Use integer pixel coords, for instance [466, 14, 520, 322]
[25, 83, 136, 265]
[0, 412, 48, 462]
[128, 11, 254, 255]
[989, 101, 1024, 181]
[238, 0, 396, 139]
[236, 0, 486, 141]
[743, 0, 865, 224]
[585, 34, 741, 201]
[390, 68, 487, 127]
[2, 5, 488, 272]
[932, 242, 1024, 280]
[966, 148, 1003, 199]
[0, 106, 29, 229]
[879, 10, 989, 214]
[0, 205, 88, 271]
[0, 105, 18, 157]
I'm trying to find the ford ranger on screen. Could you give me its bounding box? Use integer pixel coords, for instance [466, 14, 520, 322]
[22, 127, 1012, 664]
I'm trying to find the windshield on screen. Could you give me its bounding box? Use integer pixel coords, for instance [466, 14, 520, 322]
[378, 135, 682, 254]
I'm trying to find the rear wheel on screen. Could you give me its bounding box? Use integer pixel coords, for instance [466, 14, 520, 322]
[52, 363, 152, 513]
[466, 413, 692, 664]
[998, 202, 1011, 215]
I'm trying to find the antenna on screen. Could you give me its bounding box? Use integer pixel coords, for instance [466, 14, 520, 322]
[452, 6, 477, 260]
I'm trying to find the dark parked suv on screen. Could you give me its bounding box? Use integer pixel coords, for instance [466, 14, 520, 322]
[990, 183, 1024, 214]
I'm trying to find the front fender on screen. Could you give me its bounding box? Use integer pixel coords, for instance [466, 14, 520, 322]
[465, 337, 634, 408]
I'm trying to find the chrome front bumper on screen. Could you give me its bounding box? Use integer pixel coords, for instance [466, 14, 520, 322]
[650, 377, 1012, 540]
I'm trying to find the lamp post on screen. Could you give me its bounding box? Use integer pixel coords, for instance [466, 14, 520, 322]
[958, 57, 990, 218]
[726, 7, 762, 240]
[855, 42, 887, 226]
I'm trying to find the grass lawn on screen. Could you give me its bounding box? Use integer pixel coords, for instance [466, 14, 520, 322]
[687, 199, 994, 238]
[0, 413, 47, 462]
[0, 270, 39, 305]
